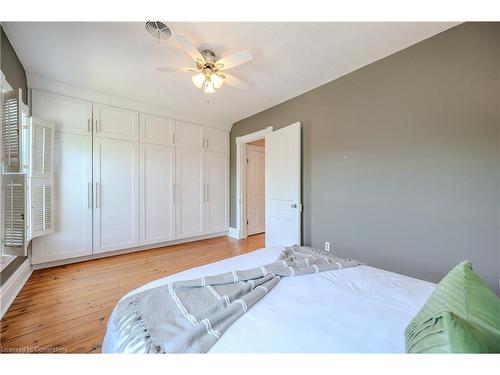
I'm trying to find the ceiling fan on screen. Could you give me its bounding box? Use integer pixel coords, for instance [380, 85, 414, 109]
[146, 22, 253, 94]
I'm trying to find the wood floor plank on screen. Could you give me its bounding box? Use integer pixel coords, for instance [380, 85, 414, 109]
[0, 234, 264, 353]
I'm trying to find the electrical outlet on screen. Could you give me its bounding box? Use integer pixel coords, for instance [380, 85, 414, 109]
[324, 242, 331, 251]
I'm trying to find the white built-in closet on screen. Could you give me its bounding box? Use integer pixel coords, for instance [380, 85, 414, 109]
[31, 89, 228, 265]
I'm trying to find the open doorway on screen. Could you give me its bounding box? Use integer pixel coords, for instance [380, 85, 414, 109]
[235, 126, 273, 241]
[235, 123, 301, 246]
[246, 139, 265, 236]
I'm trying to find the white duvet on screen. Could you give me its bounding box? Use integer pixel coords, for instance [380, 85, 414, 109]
[102, 246, 435, 353]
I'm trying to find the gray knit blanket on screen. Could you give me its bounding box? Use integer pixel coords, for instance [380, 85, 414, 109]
[112, 246, 363, 353]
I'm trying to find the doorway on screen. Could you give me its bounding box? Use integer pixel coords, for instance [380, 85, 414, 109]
[246, 139, 265, 236]
[234, 123, 301, 247]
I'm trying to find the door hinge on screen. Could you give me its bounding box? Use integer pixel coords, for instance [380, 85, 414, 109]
[246, 158, 249, 163]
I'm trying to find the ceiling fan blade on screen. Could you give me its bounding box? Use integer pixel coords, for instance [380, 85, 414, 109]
[216, 50, 253, 70]
[173, 34, 205, 65]
[156, 66, 198, 73]
[222, 73, 249, 90]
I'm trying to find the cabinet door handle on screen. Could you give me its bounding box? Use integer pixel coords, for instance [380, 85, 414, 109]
[88, 182, 92, 208]
[206, 138, 209, 149]
[87, 118, 91, 133]
[173, 184, 176, 204]
[206, 183, 209, 203]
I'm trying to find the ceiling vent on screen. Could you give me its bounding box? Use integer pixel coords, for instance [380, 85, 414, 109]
[145, 21, 173, 42]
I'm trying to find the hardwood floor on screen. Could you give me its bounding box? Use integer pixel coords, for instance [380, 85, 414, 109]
[0, 234, 265, 353]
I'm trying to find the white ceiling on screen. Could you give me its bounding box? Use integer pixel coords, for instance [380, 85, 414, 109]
[3, 22, 458, 127]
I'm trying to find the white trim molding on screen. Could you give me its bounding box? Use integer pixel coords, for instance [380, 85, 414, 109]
[227, 227, 240, 239]
[31, 231, 228, 269]
[235, 126, 273, 240]
[0, 259, 32, 319]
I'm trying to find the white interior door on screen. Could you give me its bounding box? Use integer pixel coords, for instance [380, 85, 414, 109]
[140, 143, 175, 245]
[176, 147, 204, 239]
[32, 133, 92, 264]
[93, 138, 139, 253]
[246, 146, 265, 235]
[265, 123, 301, 247]
[205, 151, 228, 234]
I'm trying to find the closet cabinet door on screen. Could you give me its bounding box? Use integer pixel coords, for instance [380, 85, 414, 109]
[93, 138, 139, 253]
[205, 127, 228, 153]
[175, 121, 204, 149]
[205, 151, 229, 233]
[175, 147, 204, 239]
[140, 143, 175, 245]
[32, 133, 93, 264]
[32, 90, 92, 136]
[93, 103, 139, 141]
[140, 113, 174, 146]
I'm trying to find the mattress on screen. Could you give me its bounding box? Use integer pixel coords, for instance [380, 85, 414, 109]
[102, 246, 435, 353]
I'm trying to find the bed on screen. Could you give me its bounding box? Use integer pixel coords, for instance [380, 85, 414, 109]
[102, 246, 435, 353]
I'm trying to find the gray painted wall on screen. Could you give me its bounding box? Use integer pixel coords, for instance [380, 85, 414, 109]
[0, 24, 28, 286]
[1, 25, 28, 103]
[230, 22, 500, 292]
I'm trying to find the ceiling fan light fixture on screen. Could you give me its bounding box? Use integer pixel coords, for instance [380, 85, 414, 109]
[192, 73, 205, 88]
[204, 80, 215, 94]
[211, 73, 224, 89]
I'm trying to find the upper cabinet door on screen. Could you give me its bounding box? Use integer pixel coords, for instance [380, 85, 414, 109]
[32, 90, 92, 136]
[175, 121, 204, 149]
[93, 103, 139, 141]
[205, 127, 228, 153]
[139, 113, 175, 146]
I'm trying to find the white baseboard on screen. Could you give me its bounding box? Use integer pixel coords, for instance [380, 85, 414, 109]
[32, 231, 228, 270]
[227, 227, 241, 239]
[0, 258, 32, 319]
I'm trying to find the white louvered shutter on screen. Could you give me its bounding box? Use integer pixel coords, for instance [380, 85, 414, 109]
[1, 174, 27, 256]
[30, 118, 54, 178]
[30, 177, 54, 238]
[28, 118, 55, 239]
[2, 89, 22, 173]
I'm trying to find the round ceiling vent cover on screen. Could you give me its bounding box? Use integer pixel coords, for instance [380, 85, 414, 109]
[145, 21, 173, 41]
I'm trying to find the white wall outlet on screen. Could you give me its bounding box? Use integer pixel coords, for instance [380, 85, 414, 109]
[324, 242, 331, 251]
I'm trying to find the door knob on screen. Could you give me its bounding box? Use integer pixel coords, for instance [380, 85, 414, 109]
[291, 204, 297, 208]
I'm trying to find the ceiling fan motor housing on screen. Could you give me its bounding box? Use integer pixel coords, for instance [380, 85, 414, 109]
[201, 49, 217, 64]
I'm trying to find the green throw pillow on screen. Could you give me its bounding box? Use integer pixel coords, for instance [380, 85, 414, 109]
[405, 261, 500, 353]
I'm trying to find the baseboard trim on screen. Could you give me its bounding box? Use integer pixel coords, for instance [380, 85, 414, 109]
[227, 227, 241, 239]
[32, 231, 228, 270]
[0, 258, 32, 319]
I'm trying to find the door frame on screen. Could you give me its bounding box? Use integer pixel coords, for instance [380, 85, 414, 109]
[235, 126, 273, 239]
